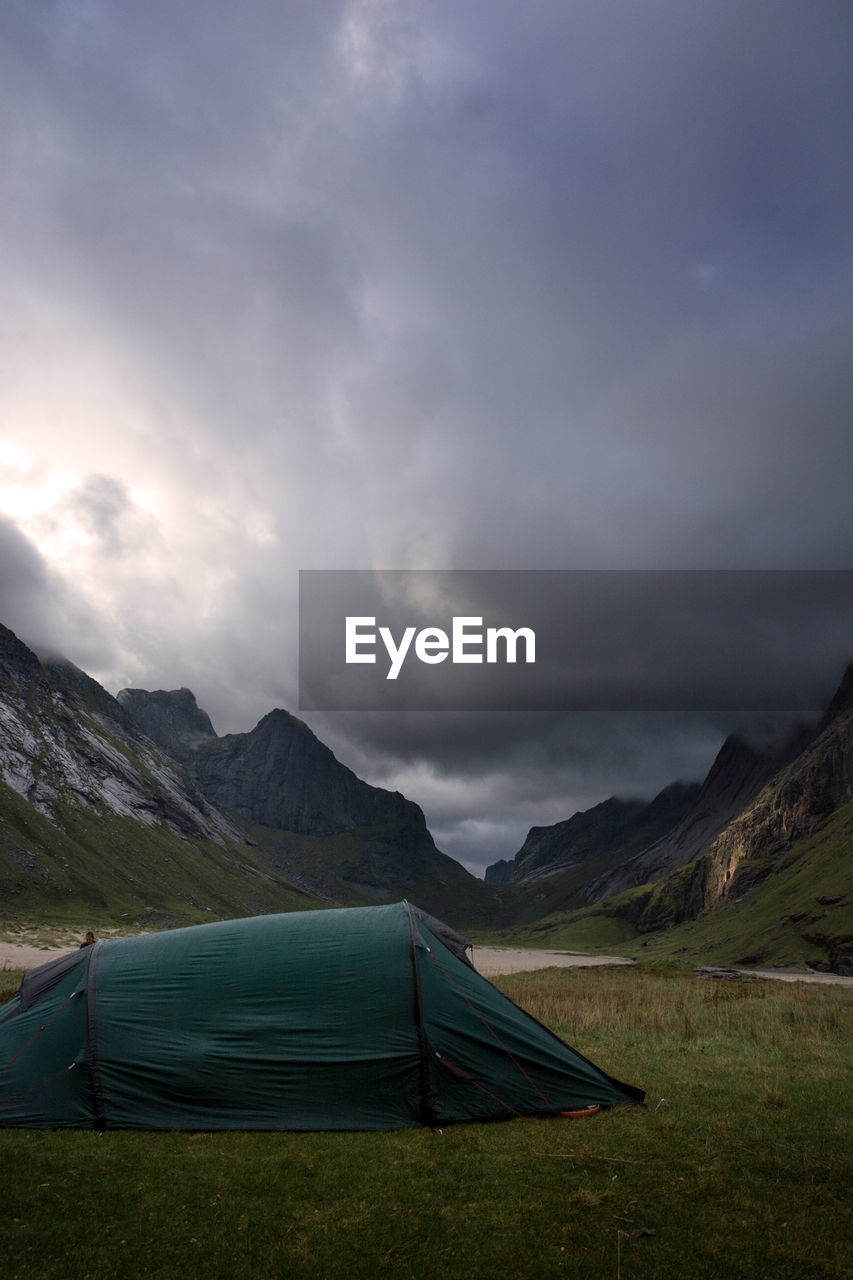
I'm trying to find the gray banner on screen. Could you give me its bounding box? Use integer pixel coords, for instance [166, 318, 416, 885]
[298, 570, 853, 712]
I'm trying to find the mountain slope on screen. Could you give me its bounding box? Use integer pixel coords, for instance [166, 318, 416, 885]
[119, 688, 429, 838]
[0, 627, 494, 932]
[508, 665, 853, 972]
[483, 781, 702, 925]
[492, 781, 700, 887]
[0, 624, 316, 929]
[116, 686, 492, 925]
[586, 727, 813, 902]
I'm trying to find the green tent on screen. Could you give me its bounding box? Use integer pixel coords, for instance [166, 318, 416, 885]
[0, 902, 643, 1129]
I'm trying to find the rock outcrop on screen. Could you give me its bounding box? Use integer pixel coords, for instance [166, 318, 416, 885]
[119, 690, 433, 842]
[117, 687, 216, 758]
[602, 664, 853, 971]
[699, 672, 853, 910]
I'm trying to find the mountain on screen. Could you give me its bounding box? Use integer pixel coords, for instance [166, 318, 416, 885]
[488, 780, 701, 888]
[118, 688, 429, 838]
[585, 727, 813, 902]
[505, 665, 853, 973]
[4, 613, 850, 965]
[116, 687, 489, 922]
[0, 625, 490, 933]
[114, 686, 217, 756]
[649, 665, 853, 939]
[0, 626, 236, 848]
[0, 623, 314, 929]
[484, 716, 818, 928]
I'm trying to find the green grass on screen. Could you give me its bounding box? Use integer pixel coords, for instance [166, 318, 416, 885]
[0, 777, 316, 936]
[2, 965, 851, 1279]
[498, 910, 643, 953]
[0, 775, 501, 937]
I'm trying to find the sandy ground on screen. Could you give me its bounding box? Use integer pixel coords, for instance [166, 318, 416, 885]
[2, 940, 852, 986]
[1, 942, 82, 972]
[729, 966, 853, 987]
[472, 951, 853, 985]
[471, 947, 635, 975]
[0, 941, 635, 975]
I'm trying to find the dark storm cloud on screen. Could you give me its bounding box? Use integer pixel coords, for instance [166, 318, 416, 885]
[0, 516, 105, 666]
[1, 2, 851, 874]
[309, 705, 780, 875]
[299, 570, 853, 714]
[0, 517, 51, 618]
[4, 0, 851, 570]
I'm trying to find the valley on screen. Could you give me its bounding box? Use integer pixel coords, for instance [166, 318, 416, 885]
[1, 620, 850, 974]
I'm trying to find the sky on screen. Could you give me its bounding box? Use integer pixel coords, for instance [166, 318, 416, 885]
[1, 0, 852, 876]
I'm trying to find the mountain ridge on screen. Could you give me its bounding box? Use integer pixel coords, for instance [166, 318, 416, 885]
[509, 665, 853, 973]
[0, 624, 491, 931]
[118, 688, 433, 839]
[2, 617, 850, 967]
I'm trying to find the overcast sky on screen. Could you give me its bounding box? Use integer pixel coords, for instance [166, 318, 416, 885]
[1, 1, 851, 875]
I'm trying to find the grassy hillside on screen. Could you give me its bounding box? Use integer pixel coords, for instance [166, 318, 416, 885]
[0, 778, 317, 935]
[0, 773, 513, 937]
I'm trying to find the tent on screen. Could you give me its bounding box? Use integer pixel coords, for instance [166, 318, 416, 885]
[0, 901, 643, 1129]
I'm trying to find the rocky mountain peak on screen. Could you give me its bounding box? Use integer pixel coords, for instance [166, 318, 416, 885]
[0, 621, 45, 689]
[119, 688, 432, 844]
[117, 687, 217, 759]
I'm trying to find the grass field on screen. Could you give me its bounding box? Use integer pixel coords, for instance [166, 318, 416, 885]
[1, 964, 851, 1280]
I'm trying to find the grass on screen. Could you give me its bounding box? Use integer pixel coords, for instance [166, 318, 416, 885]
[1, 964, 851, 1279]
[0, 776, 317, 937]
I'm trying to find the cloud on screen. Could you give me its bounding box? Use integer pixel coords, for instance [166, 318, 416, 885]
[0, 514, 102, 664]
[0, 1, 851, 873]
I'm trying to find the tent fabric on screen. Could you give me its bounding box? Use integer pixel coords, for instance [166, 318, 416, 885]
[0, 901, 644, 1130]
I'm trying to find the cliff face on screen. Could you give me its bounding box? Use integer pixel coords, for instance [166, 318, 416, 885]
[115, 688, 487, 927]
[0, 625, 239, 846]
[486, 719, 818, 908]
[587, 728, 813, 902]
[501, 781, 700, 886]
[698, 689, 853, 910]
[610, 666, 853, 971]
[191, 709, 430, 841]
[0, 622, 323, 927]
[116, 687, 216, 758]
[119, 690, 433, 843]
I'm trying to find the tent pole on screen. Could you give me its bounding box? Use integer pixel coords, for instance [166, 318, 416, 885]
[403, 902, 435, 1128]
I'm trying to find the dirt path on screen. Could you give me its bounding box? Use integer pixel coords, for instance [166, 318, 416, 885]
[736, 966, 853, 987]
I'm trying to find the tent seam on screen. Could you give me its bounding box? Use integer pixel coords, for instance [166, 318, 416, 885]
[403, 901, 435, 1128]
[84, 941, 106, 1130]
